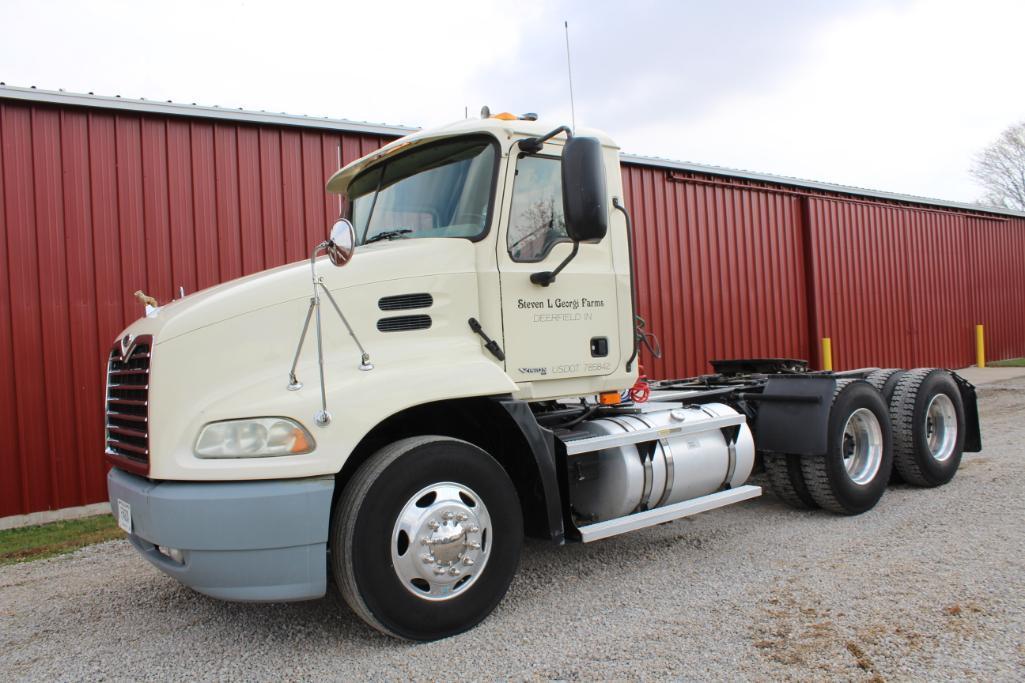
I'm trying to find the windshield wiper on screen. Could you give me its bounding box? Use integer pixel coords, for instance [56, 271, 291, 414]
[364, 229, 413, 245]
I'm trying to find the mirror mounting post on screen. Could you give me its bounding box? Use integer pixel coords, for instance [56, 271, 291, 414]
[529, 135, 608, 287]
[529, 242, 578, 287]
[518, 125, 573, 155]
[286, 218, 372, 427]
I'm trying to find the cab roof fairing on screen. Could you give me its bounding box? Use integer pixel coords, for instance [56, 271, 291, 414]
[325, 117, 620, 196]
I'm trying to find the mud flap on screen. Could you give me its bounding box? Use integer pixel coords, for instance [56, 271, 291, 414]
[751, 376, 836, 456]
[951, 372, 982, 452]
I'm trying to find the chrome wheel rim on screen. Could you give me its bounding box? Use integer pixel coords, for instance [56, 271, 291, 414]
[390, 482, 491, 602]
[842, 408, 884, 485]
[925, 393, 957, 462]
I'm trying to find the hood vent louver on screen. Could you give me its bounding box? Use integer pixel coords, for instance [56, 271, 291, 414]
[377, 315, 432, 333]
[378, 293, 433, 311]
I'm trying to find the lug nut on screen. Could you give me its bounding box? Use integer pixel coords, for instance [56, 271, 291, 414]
[449, 567, 461, 576]
[433, 567, 447, 575]
[420, 537, 431, 546]
[422, 554, 435, 564]
[462, 557, 474, 566]
[467, 526, 480, 534]
[442, 511, 455, 520]
[456, 513, 468, 522]
[428, 520, 440, 530]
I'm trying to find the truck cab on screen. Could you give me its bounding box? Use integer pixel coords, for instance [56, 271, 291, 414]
[329, 117, 636, 398]
[106, 113, 980, 641]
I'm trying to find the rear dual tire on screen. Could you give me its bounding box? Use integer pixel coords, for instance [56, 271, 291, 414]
[767, 380, 893, 515]
[766, 369, 966, 512]
[889, 369, 965, 487]
[865, 368, 906, 484]
[799, 380, 894, 515]
[764, 453, 817, 509]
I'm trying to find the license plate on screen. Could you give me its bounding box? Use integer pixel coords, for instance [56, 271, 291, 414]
[117, 499, 132, 533]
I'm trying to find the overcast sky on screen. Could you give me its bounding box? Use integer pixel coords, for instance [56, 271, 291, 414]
[2, 0, 1023, 203]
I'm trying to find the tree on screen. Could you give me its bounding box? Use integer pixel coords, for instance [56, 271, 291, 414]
[972, 121, 1025, 211]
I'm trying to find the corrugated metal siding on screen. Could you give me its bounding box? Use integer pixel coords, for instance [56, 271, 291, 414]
[0, 99, 394, 516]
[622, 165, 809, 379]
[623, 165, 1025, 378]
[967, 216, 1025, 362]
[3, 97, 1025, 517]
[804, 199, 974, 371]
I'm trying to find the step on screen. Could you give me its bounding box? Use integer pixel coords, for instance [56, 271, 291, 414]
[561, 413, 746, 455]
[577, 484, 762, 542]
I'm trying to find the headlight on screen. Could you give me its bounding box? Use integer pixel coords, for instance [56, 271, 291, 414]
[194, 418, 315, 458]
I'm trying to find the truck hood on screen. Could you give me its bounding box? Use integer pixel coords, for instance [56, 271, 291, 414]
[121, 238, 477, 344]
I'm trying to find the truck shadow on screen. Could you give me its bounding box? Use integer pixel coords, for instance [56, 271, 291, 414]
[167, 494, 788, 650]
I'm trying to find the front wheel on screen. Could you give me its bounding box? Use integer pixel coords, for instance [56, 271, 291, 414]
[331, 436, 523, 641]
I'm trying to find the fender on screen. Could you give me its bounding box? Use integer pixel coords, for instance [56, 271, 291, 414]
[951, 372, 982, 452]
[495, 399, 565, 545]
[748, 375, 837, 456]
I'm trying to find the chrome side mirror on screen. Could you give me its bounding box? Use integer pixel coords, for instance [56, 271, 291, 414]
[326, 218, 356, 267]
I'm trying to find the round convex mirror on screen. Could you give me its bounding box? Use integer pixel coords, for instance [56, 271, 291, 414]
[326, 218, 356, 267]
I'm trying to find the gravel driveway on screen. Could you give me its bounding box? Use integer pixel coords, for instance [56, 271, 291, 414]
[2, 380, 1024, 681]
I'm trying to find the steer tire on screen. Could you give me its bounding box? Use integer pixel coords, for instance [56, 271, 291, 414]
[890, 369, 966, 487]
[800, 379, 893, 515]
[331, 436, 523, 641]
[865, 369, 906, 484]
[764, 454, 818, 509]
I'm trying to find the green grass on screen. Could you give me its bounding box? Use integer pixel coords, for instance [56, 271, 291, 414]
[988, 357, 1025, 367]
[0, 514, 124, 566]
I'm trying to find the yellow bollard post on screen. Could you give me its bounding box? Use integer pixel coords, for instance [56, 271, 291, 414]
[976, 324, 985, 368]
[821, 337, 833, 371]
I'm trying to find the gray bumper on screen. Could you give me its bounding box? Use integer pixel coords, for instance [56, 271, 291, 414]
[107, 468, 334, 602]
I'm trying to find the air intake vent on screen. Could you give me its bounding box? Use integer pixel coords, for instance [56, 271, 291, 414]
[377, 315, 432, 332]
[379, 293, 433, 311]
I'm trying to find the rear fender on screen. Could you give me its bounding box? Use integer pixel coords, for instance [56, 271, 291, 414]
[750, 376, 836, 456]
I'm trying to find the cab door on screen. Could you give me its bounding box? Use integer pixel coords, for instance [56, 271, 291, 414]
[496, 144, 621, 385]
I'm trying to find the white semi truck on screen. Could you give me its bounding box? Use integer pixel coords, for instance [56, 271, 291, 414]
[106, 113, 981, 641]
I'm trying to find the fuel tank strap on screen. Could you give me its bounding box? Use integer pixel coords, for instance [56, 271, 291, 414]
[562, 413, 745, 455]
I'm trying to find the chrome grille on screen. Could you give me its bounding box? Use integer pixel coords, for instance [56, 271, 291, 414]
[105, 335, 151, 471]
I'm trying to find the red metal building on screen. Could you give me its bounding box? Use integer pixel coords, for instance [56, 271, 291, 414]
[2, 86, 1023, 517]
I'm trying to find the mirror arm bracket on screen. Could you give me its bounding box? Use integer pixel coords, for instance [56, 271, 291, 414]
[518, 125, 573, 155]
[530, 241, 579, 287]
[288, 235, 372, 427]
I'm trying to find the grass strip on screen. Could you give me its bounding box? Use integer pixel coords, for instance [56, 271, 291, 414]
[0, 514, 124, 566]
[989, 357, 1025, 367]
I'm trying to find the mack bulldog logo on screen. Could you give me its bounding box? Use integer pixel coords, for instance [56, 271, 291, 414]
[118, 334, 137, 360]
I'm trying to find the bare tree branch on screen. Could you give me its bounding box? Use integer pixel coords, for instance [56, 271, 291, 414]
[972, 121, 1025, 211]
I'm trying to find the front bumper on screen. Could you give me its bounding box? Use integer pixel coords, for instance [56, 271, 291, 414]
[107, 468, 334, 602]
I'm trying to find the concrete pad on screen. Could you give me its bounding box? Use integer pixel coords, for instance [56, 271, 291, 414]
[954, 366, 1025, 385]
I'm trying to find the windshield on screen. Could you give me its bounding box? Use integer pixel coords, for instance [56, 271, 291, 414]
[350, 137, 497, 245]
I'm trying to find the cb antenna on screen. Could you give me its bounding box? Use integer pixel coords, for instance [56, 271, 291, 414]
[564, 20, 576, 130]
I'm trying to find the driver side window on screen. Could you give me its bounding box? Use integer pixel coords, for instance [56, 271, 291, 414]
[507, 156, 569, 262]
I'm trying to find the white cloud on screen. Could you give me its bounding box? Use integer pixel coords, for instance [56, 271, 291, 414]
[0, 0, 540, 127]
[615, 0, 1025, 201]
